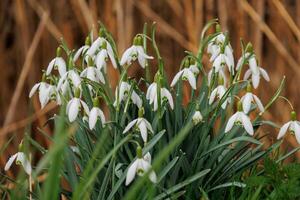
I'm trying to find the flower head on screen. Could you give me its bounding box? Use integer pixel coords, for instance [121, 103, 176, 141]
[120, 36, 153, 68]
[114, 81, 142, 108]
[171, 68, 197, 89]
[73, 35, 91, 62]
[225, 101, 254, 135]
[125, 147, 157, 186]
[80, 59, 105, 84]
[146, 82, 174, 111]
[46, 47, 66, 76]
[277, 111, 300, 144]
[123, 108, 153, 142]
[57, 69, 81, 92]
[240, 84, 264, 114]
[209, 84, 230, 109]
[29, 79, 56, 108]
[66, 88, 89, 122]
[192, 111, 203, 125]
[88, 98, 105, 130]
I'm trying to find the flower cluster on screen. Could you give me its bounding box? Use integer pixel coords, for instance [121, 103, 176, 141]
[17, 23, 298, 189]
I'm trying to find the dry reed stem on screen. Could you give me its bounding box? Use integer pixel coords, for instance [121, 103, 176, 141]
[3, 13, 48, 127]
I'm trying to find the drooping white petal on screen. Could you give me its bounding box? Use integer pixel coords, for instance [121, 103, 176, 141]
[243, 69, 252, 81]
[143, 152, 151, 163]
[120, 46, 134, 66]
[143, 119, 154, 133]
[225, 112, 238, 133]
[89, 107, 98, 130]
[73, 45, 89, 62]
[253, 94, 264, 112]
[161, 88, 174, 109]
[106, 43, 118, 69]
[252, 73, 260, 89]
[29, 83, 41, 98]
[68, 98, 80, 122]
[209, 88, 218, 105]
[80, 100, 90, 115]
[131, 91, 142, 108]
[248, 57, 258, 73]
[170, 71, 184, 87]
[259, 67, 270, 82]
[16, 152, 32, 175]
[294, 122, 300, 144]
[69, 71, 81, 88]
[242, 93, 253, 114]
[55, 57, 67, 76]
[277, 122, 291, 139]
[46, 58, 56, 75]
[138, 120, 148, 142]
[241, 113, 254, 135]
[4, 153, 18, 171]
[125, 160, 138, 186]
[95, 68, 105, 84]
[123, 119, 138, 134]
[183, 69, 197, 89]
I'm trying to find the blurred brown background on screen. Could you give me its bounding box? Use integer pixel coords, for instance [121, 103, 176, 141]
[1, 0, 300, 165]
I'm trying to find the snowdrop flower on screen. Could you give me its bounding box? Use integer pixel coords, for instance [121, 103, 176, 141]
[146, 82, 174, 111]
[189, 63, 200, 75]
[240, 84, 264, 114]
[29, 78, 56, 109]
[123, 108, 154, 142]
[125, 147, 157, 186]
[225, 101, 254, 135]
[46, 47, 66, 76]
[73, 36, 91, 62]
[207, 32, 226, 60]
[213, 53, 234, 75]
[244, 65, 270, 89]
[66, 88, 89, 122]
[114, 81, 142, 108]
[120, 35, 153, 68]
[88, 98, 105, 130]
[277, 111, 300, 144]
[80, 58, 105, 84]
[171, 67, 197, 89]
[209, 80, 230, 109]
[86, 29, 117, 69]
[5, 143, 32, 175]
[192, 111, 203, 125]
[57, 69, 81, 92]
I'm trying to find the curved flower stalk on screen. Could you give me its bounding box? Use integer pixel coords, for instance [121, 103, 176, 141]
[277, 111, 300, 144]
[240, 84, 264, 114]
[171, 59, 197, 90]
[123, 108, 154, 143]
[120, 35, 153, 68]
[29, 76, 56, 108]
[73, 36, 91, 63]
[66, 88, 89, 122]
[86, 29, 117, 69]
[125, 147, 157, 186]
[225, 101, 254, 135]
[4, 142, 31, 175]
[88, 98, 105, 130]
[146, 82, 174, 111]
[46, 47, 66, 76]
[114, 81, 142, 108]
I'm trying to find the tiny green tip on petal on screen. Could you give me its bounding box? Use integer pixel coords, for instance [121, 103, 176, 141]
[291, 111, 297, 121]
[136, 146, 142, 158]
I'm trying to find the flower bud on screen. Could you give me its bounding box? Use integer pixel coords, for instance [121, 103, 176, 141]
[56, 47, 62, 57]
[93, 97, 99, 107]
[192, 111, 203, 125]
[291, 111, 297, 121]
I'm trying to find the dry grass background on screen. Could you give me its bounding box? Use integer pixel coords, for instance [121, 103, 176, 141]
[1, 0, 300, 168]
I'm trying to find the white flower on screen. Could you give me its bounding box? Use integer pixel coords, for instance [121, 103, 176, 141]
[29, 82, 56, 108]
[277, 111, 300, 144]
[88, 107, 105, 130]
[192, 111, 203, 125]
[240, 92, 264, 114]
[189, 64, 200, 75]
[57, 70, 81, 91]
[5, 152, 32, 175]
[209, 85, 230, 109]
[125, 151, 157, 186]
[95, 48, 110, 72]
[244, 66, 270, 89]
[87, 37, 117, 69]
[120, 45, 153, 68]
[146, 83, 174, 111]
[171, 68, 197, 89]
[114, 82, 142, 108]
[213, 53, 234, 75]
[225, 110, 254, 135]
[46, 48, 66, 76]
[80, 67, 105, 84]
[73, 45, 90, 62]
[66, 97, 89, 122]
[123, 117, 153, 142]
